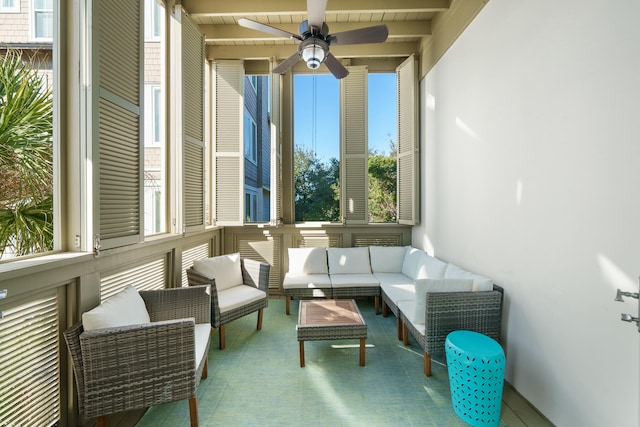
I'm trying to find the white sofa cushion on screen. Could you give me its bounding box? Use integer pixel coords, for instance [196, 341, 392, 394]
[193, 253, 243, 292]
[412, 278, 474, 324]
[328, 247, 371, 274]
[82, 286, 150, 330]
[402, 246, 426, 279]
[330, 273, 379, 288]
[415, 253, 448, 280]
[282, 273, 332, 289]
[397, 300, 426, 335]
[369, 246, 405, 273]
[287, 247, 328, 275]
[217, 285, 266, 313]
[444, 263, 493, 291]
[194, 323, 211, 368]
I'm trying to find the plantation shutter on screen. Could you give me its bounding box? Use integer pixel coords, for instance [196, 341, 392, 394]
[100, 257, 166, 301]
[212, 61, 244, 225]
[340, 66, 368, 224]
[396, 55, 419, 225]
[91, 0, 143, 250]
[270, 67, 282, 225]
[181, 11, 205, 232]
[0, 288, 62, 426]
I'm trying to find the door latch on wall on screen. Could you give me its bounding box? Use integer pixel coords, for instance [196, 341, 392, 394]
[614, 277, 640, 332]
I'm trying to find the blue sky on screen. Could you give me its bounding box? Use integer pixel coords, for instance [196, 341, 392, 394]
[293, 73, 397, 162]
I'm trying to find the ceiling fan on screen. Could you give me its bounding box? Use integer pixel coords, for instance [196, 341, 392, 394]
[238, 0, 389, 79]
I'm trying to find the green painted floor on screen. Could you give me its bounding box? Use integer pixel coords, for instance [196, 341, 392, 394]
[137, 297, 509, 427]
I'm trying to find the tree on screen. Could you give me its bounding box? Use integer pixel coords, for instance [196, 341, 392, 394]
[368, 135, 397, 222]
[0, 51, 53, 258]
[294, 147, 340, 221]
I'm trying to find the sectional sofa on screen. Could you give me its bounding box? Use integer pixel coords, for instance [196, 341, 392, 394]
[283, 246, 504, 376]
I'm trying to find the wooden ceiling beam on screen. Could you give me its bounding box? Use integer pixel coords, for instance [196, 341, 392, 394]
[183, 0, 449, 17]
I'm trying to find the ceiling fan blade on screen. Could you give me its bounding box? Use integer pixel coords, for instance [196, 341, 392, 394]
[272, 51, 301, 74]
[323, 53, 349, 79]
[238, 18, 302, 41]
[329, 25, 389, 45]
[307, 0, 328, 31]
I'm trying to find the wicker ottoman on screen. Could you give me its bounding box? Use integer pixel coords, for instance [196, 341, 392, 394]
[445, 330, 505, 427]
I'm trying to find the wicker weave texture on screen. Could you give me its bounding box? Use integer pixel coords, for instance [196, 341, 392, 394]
[63, 286, 211, 419]
[401, 287, 503, 357]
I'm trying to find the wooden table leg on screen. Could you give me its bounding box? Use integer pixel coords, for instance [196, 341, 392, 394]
[359, 339, 366, 366]
[299, 341, 305, 367]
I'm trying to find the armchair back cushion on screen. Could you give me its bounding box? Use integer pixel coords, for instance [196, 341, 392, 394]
[287, 247, 328, 275]
[412, 278, 474, 323]
[193, 253, 243, 291]
[328, 247, 371, 274]
[82, 286, 150, 330]
[369, 246, 405, 273]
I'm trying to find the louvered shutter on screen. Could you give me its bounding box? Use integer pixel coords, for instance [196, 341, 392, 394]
[213, 61, 244, 225]
[91, 0, 143, 249]
[0, 288, 62, 426]
[397, 55, 419, 225]
[181, 242, 211, 287]
[181, 11, 205, 232]
[340, 66, 368, 224]
[270, 67, 282, 226]
[100, 257, 166, 301]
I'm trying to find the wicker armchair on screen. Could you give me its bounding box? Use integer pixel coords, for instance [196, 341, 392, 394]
[187, 256, 270, 350]
[400, 285, 504, 376]
[64, 286, 211, 427]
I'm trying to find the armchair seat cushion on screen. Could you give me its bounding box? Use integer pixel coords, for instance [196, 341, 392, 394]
[218, 285, 267, 313]
[195, 323, 211, 368]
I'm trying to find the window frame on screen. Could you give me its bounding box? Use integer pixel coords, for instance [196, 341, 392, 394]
[0, 0, 20, 13]
[244, 108, 258, 164]
[32, 0, 53, 41]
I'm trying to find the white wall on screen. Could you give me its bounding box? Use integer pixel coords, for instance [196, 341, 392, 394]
[415, 1, 640, 426]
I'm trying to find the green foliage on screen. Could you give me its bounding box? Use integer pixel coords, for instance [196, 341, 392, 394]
[294, 147, 340, 221]
[0, 51, 53, 258]
[368, 152, 397, 223]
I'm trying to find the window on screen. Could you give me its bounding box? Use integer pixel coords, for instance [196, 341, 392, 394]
[143, 2, 166, 236]
[248, 75, 258, 91]
[244, 109, 257, 163]
[32, 0, 53, 40]
[0, 0, 19, 13]
[293, 74, 340, 222]
[145, 0, 161, 40]
[368, 73, 397, 223]
[245, 190, 258, 222]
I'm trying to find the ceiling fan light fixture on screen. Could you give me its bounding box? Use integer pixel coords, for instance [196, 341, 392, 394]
[300, 39, 328, 70]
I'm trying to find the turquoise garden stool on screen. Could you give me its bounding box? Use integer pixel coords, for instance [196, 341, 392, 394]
[445, 330, 505, 427]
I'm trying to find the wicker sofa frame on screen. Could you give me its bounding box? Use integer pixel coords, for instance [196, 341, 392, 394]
[400, 285, 504, 376]
[187, 257, 270, 350]
[64, 286, 211, 427]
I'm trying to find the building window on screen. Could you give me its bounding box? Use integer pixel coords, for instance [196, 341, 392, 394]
[368, 73, 397, 223]
[32, 0, 53, 40]
[245, 191, 258, 222]
[145, 0, 161, 40]
[248, 75, 258, 91]
[244, 109, 257, 163]
[0, 0, 20, 13]
[293, 73, 340, 222]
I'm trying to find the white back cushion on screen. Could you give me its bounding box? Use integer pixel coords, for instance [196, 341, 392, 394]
[412, 278, 474, 323]
[444, 263, 493, 291]
[401, 247, 424, 279]
[193, 253, 243, 291]
[287, 247, 328, 275]
[415, 253, 448, 280]
[369, 246, 405, 273]
[82, 286, 150, 330]
[328, 247, 371, 274]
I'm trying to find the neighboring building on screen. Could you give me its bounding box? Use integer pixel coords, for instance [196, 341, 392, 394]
[243, 75, 270, 222]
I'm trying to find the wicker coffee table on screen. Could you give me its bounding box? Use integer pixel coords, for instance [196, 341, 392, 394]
[296, 299, 367, 367]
